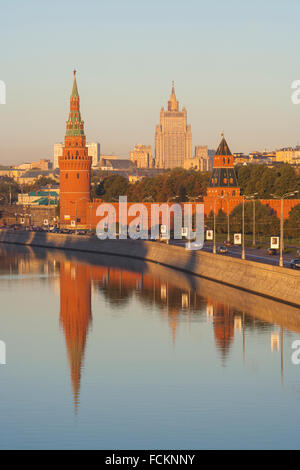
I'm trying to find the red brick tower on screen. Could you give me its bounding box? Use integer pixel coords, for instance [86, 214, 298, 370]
[204, 134, 243, 215]
[59, 71, 91, 228]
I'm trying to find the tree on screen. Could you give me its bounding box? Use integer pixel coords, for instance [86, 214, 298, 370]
[230, 200, 280, 237]
[101, 175, 129, 202]
[284, 203, 300, 241]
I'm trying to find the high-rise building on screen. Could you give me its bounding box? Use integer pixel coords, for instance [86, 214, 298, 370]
[129, 144, 153, 168]
[59, 71, 92, 228]
[195, 146, 212, 171]
[155, 83, 192, 169]
[184, 146, 212, 172]
[87, 142, 100, 168]
[53, 143, 64, 169]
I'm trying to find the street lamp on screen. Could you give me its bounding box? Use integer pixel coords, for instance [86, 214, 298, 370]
[244, 193, 258, 247]
[242, 197, 245, 260]
[213, 194, 229, 254]
[70, 197, 89, 234]
[270, 191, 299, 267]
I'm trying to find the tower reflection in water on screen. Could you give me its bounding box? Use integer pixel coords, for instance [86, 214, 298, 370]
[59, 261, 92, 413]
[58, 258, 285, 412]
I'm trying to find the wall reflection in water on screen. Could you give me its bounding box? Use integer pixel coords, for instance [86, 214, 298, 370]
[1, 246, 296, 413]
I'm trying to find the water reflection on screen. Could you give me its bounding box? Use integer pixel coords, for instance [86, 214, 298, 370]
[0, 245, 298, 414]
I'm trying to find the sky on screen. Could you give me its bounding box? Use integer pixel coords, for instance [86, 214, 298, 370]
[1, 0, 300, 164]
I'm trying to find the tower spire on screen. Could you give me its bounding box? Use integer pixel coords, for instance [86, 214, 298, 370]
[168, 81, 179, 111]
[71, 69, 79, 98]
[67, 70, 84, 136]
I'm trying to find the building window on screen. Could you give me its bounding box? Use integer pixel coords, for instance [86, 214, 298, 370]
[77, 173, 79, 179]
[66, 173, 68, 179]
[232, 190, 236, 196]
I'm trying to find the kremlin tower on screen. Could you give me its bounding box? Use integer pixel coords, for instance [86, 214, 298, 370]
[203, 134, 243, 216]
[59, 71, 92, 228]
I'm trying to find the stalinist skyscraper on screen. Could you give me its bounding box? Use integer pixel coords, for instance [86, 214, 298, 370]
[155, 83, 192, 169]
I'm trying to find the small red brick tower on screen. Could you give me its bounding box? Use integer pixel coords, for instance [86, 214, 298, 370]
[204, 134, 243, 215]
[59, 71, 91, 228]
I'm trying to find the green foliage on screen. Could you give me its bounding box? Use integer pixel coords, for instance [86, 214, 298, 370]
[230, 200, 280, 236]
[101, 175, 129, 202]
[205, 201, 280, 238]
[237, 164, 300, 198]
[284, 203, 300, 240]
[93, 169, 211, 203]
[0, 177, 19, 204]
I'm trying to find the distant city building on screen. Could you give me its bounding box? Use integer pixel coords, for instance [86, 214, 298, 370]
[248, 151, 275, 165]
[55, 142, 100, 169]
[183, 146, 212, 172]
[233, 153, 250, 165]
[129, 144, 153, 168]
[275, 147, 300, 165]
[155, 83, 192, 169]
[17, 189, 59, 206]
[53, 143, 64, 169]
[19, 169, 59, 185]
[100, 154, 119, 162]
[14, 159, 52, 171]
[87, 142, 100, 168]
[183, 158, 204, 171]
[0, 168, 25, 182]
[100, 158, 134, 172]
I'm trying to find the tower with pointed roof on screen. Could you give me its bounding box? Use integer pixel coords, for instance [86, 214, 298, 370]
[155, 82, 192, 169]
[203, 134, 243, 216]
[59, 71, 92, 228]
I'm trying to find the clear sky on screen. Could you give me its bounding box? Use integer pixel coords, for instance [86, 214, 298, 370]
[1, 0, 300, 164]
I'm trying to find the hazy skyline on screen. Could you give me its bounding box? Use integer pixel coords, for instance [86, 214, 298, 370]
[1, 0, 300, 164]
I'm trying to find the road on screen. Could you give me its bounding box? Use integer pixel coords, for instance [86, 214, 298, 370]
[169, 239, 298, 268]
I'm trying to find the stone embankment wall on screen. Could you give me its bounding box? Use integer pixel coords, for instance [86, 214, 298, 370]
[0, 230, 300, 306]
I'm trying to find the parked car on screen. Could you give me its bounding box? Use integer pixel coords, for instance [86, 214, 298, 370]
[267, 248, 277, 255]
[290, 259, 300, 269]
[217, 246, 228, 254]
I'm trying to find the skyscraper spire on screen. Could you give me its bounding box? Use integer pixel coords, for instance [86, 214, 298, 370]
[168, 81, 179, 111]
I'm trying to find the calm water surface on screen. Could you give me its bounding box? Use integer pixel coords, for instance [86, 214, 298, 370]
[0, 245, 300, 449]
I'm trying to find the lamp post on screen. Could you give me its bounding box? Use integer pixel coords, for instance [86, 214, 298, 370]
[88, 204, 93, 232]
[243, 193, 258, 247]
[70, 197, 89, 234]
[242, 196, 245, 260]
[270, 191, 299, 267]
[213, 194, 228, 254]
